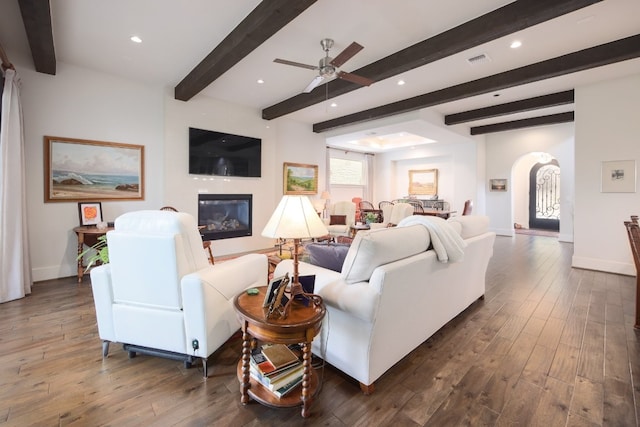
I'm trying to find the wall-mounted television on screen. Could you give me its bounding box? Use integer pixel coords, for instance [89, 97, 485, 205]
[188, 127, 261, 177]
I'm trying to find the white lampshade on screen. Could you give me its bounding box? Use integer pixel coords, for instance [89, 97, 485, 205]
[262, 196, 328, 239]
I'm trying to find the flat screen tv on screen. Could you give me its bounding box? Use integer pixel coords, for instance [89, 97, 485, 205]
[189, 127, 261, 177]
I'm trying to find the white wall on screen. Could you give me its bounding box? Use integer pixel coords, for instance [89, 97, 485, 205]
[163, 97, 326, 256]
[16, 59, 326, 281]
[573, 74, 640, 275]
[18, 62, 164, 281]
[374, 138, 480, 214]
[485, 123, 575, 242]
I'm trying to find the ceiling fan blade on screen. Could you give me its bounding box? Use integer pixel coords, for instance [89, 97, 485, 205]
[273, 58, 317, 70]
[303, 75, 325, 93]
[330, 42, 364, 68]
[337, 71, 374, 87]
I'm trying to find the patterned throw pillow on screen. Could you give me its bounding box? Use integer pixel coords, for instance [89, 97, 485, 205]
[329, 215, 347, 225]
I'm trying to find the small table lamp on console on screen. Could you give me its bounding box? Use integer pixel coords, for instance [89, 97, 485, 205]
[262, 196, 328, 315]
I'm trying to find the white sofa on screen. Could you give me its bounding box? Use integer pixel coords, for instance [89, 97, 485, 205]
[90, 210, 267, 376]
[274, 215, 495, 393]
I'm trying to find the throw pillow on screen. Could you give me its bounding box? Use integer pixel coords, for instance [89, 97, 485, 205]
[329, 215, 346, 225]
[305, 242, 350, 272]
[341, 225, 430, 284]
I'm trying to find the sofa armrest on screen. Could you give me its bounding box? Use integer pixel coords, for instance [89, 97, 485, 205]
[274, 259, 379, 323]
[90, 264, 117, 342]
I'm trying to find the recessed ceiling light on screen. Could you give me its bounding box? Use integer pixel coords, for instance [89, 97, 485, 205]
[330, 102, 337, 108]
[257, 79, 264, 84]
[130, 36, 142, 43]
[510, 40, 522, 49]
[494, 93, 500, 97]
[397, 80, 405, 86]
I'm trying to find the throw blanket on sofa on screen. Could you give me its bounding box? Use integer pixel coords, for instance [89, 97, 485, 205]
[397, 215, 466, 263]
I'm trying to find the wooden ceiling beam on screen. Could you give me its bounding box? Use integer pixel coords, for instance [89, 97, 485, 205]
[313, 34, 640, 133]
[262, 0, 601, 120]
[445, 90, 574, 125]
[18, 0, 56, 75]
[175, 0, 317, 101]
[470, 112, 574, 135]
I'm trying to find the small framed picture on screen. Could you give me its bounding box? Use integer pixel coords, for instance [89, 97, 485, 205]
[263, 273, 290, 308]
[490, 178, 508, 192]
[78, 202, 103, 226]
[601, 160, 636, 193]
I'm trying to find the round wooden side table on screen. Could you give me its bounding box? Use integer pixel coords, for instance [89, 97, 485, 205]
[234, 286, 325, 418]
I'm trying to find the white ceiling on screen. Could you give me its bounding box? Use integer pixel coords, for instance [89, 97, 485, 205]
[1, 0, 639, 152]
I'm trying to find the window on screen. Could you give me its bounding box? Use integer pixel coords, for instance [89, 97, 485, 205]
[326, 149, 373, 202]
[330, 158, 364, 185]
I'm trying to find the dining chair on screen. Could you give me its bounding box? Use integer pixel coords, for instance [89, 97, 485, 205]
[462, 200, 473, 215]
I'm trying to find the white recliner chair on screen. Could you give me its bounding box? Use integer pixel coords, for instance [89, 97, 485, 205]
[324, 201, 357, 237]
[90, 210, 267, 376]
[370, 202, 414, 229]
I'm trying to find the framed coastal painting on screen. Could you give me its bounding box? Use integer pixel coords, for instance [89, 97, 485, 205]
[44, 136, 144, 202]
[408, 169, 438, 196]
[601, 160, 636, 193]
[283, 162, 318, 195]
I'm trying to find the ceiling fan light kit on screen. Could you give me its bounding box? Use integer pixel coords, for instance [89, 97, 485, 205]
[274, 38, 374, 93]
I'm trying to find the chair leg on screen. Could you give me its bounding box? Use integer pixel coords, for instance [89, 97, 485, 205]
[202, 358, 208, 378]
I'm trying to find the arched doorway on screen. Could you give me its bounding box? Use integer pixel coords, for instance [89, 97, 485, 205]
[529, 159, 560, 231]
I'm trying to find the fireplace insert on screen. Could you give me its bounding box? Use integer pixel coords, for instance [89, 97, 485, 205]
[198, 194, 252, 240]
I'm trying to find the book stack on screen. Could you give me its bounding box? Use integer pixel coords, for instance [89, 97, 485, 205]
[250, 343, 303, 398]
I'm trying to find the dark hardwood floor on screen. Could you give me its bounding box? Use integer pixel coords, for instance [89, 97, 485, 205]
[1, 234, 639, 426]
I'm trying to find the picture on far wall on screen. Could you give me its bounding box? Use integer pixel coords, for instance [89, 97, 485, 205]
[44, 136, 144, 202]
[490, 178, 508, 192]
[77, 202, 103, 226]
[601, 160, 636, 193]
[283, 162, 318, 195]
[409, 169, 438, 195]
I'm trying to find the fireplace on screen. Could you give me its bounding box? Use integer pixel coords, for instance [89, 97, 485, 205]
[198, 194, 252, 241]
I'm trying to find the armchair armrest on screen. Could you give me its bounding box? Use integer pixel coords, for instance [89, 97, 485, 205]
[181, 253, 267, 357]
[90, 264, 116, 342]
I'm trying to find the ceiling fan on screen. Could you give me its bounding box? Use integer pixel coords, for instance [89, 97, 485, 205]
[274, 38, 374, 93]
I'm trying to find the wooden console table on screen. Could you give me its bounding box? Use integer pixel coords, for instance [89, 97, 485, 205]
[73, 225, 113, 282]
[234, 287, 325, 418]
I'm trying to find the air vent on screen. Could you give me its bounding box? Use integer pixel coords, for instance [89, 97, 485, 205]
[467, 53, 491, 65]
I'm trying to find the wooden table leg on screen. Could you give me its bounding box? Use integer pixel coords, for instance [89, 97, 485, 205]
[76, 232, 85, 282]
[240, 322, 251, 405]
[300, 329, 314, 418]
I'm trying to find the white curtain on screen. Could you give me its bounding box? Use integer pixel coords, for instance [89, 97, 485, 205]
[0, 69, 32, 303]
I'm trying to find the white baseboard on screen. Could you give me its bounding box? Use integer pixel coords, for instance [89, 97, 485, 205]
[558, 233, 573, 243]
[32, 265, 77, 283]
[572, 256, 635, 276]
[492, 228, 514, 237]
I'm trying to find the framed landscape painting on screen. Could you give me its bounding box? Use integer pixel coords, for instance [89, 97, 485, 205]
[283, 162, 318, 195]
[409, 169, 438, 196]
[44, 136, 144, 202]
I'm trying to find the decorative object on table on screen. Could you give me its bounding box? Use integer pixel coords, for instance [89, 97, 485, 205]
[264, 273, 290, 318]
[283, 162, 318, 195]
[601, 160, 636, 193]
[489, 178, 508, 191]
[44, 136, 144, 202]
[262, 195, 328, 318]
[408, 169, 438, 196]
[320, 191, 331, 218]
[78, 201, 103, 226]
[364, 211, 378, 224]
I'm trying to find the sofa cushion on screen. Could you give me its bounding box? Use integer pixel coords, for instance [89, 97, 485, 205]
[341, 224, 431, 284]
[305, 243, 350, 272]
[447, 215, 490, 239]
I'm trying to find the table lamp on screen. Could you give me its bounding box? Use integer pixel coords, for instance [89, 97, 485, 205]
[262, 196, 328, 313]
